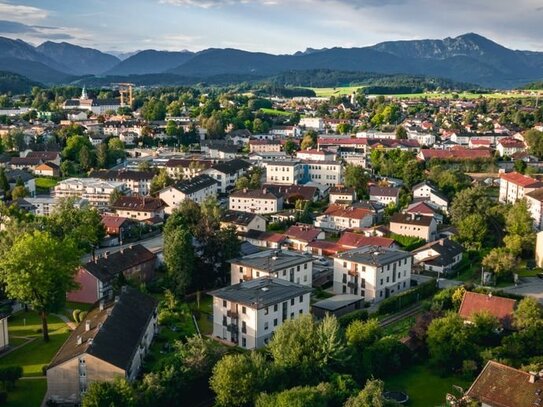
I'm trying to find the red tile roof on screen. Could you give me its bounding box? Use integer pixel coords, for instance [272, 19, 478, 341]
[337, 232, 395, 249]
[324, 205, 373, 220]
[284, 225, 322, 243]
[101, 214, 129, 229]
[458, 291, 516, 327]
[405, 201, 437, 215]
[306, 240, 345, 255]
[500, 171, 542, 188]
[418, 148, 492, 161]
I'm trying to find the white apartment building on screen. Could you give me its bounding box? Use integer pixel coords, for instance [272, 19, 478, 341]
[164, 159, 213, 179]
[526, 189, 543, 230]
[54, 178, 127, 209]
[91, 170, 154, 196]
[499, 171, 543, 204]
[264, 161, 304, 184]
[299, 117, 324, 131]
[229, 249, 313, 286]
[369, 186, 400, 206]
[203, 159, 251, 194]
[305, 160, 343, 186]
[210, 278, 312, 349]
[229, 189, 283, 214]
[329, 186, 356, 204]
[159, 174, 218, 215]
[296, 149, 336, 161]
[333, 246, 412, 302]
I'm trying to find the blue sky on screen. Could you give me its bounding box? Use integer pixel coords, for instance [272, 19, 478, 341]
[1, 0, 543, 54]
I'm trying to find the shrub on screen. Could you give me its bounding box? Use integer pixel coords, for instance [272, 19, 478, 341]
[0, 366, 22, 390]
[378, 279, 437, 315]
[338, 310, 369, 328]
[72, 309, 81, 323]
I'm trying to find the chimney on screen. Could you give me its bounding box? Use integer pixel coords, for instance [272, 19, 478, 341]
[85, 320, 91, 331]
[99, 300, 105, 311]
[77, 335, 82, 345]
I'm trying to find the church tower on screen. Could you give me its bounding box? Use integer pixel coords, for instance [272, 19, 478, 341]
[80, 86, 88, 100]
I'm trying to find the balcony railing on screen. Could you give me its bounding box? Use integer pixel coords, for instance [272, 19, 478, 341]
[227, 310, 238, 318]
[348, 269, 358, 277]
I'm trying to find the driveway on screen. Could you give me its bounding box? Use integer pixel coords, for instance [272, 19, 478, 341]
[501, 277, 543, 303]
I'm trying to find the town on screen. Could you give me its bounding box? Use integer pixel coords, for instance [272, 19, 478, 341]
[0, 80, 542, 407]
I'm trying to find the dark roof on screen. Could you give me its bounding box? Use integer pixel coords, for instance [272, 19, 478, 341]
[335, 246, 411, 266]
[466, 361, 543, 407]
[165, 158, 213, 170]
[48, 286, 157, 371]
[230, 249, 311, 272]
[222, 210, 261, 226]
[10, 157, 42, 166]
[5, 169, 34, 183]
[112, 196, 165, 212]
[83, 244, 157, 282]
[369, 186, 400, 198]
[170, 174, 218, 194]
[312, 294, 363, 312]
[91, 169, 155, 182]
[209, 278, 312, 309]
[390, 212, 434, 226]
[230, 188, 281, 200]
[209, 159, 251, 175]
[262, 184, 318, 201]
[26, 151, 59, 160]
[412, 238, 462, 267]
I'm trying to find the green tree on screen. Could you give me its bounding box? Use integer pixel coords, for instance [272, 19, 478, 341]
[164, 227, 195, 297]
[524, 129, 543, 158]
[401, 159, 423, 188]
[482, 247, 518, 278]
[10, 185, 28, 200]
[62, 135, 92, 161]
[450, 187, 492, 226]
[456, 213, 488, 250]
[204, 111, 225, 139]
[395, 125, 408, 139]
[300, 131, 317, 150]
[256, 383, 333, 407]
[0, 167, 9, 194]
[210, 352, 274, 407]
[235, 176, 250, 190]
[345, 319, 382, 348]
[0, 230, 80, 341]
[82, 378, 135, 407]
[60, 160, 75, 177]
[344, 164, 369, 199]
[504, 199, 535, 255]
[150, 169, 174, 196]
[344, 379, 391, 407]
[284, 139, 298, 156]
[141, 98, 166, 121]
[78, 145, 93, 171]
[96, 143, 108, 168]
[514, 297, 543, 330]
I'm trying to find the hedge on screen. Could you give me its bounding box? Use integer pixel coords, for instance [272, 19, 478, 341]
[338, 310, 369, 328]
[378, 279, 437, 315]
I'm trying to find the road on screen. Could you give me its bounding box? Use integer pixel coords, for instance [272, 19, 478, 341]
[501, 277, 543, 303]
[83, 233, 164, 263]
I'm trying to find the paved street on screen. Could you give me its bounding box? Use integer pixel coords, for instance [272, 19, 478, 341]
[501, 277, 543, 303]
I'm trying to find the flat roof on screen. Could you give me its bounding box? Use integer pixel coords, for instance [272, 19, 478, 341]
[312, 294, 363, 311]
[335, 246, 411, 267]
[230, 249, 312, 272]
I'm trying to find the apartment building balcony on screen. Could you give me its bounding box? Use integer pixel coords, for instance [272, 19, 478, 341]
[227, 310, 239, 318]
[348, 268, 358, 277]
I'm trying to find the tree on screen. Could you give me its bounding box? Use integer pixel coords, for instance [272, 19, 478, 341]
[10, 185, 28, 200]
[0, 167, 8, 194]
[62, 135, 92, 161]
[96, 143, 108, 168]
[344, 164, 369, 199]
[456, 213, 488, 250]
[345, 319, 382, 348]
[210, 352, 274, 407]
[78, 145, 93, 171]
[300, 131, 317, 150]
[141, 98, 166, 121]
[47, 198, 106, 253]
[482, 248, 518, 278]
[109, 188, 124, 206]
[235, 176, 250, 190]
[450, 187, 492, 226]
[256, 383, 333, 407]
[204, 111, 225, 139]
[164, 226, 195, 297]
[82, 378, 136, 407]
[0, 230, 80, 341]
[60, 160, 75, 177]
[514, 297, 543, 330]
[137, 161, 152, 172]
[504, 199, 535, 255]
[524, 129, 543, 158]
[344, 379, 391, 407]
[150, 169, 174, 196]
[401, 159, 423, 188]
[395, 125, 408, 139]
[426, 313, 476, 372]
[284, 139, 298, 156]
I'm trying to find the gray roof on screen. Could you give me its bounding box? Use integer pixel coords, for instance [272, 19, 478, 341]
[171, 174, 218, 194]
[312, 294, 363, 311]
[335, 246, 411, 267]
[369, 186, 400, 197]
[48, 287, 157, 371]
[209, 159, 250, 175]
[209, 278, 313, 309]
[230, 249, 312, 272]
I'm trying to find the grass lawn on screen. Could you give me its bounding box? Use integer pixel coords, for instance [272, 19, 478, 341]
[190, 295, 213, 336]
[382, 315, 417, 338]
[307, 86, 362, 97]
[5, 378, 46, 407]
[385, 364, 471, 407]
[259, 108, 292, 116]
[34, 178, 58, 189]
[1, 312, 71, 377]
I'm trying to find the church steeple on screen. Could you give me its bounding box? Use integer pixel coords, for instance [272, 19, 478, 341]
[80, 86, 88, 100]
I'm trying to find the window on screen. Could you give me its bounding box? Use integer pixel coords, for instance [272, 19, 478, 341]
[242, 321, 247, 333]
[222, 316, 227, 326]
[304, 263, 308, 269]
[290, 312, 294, 319]
[242, 337, 246, 347]
[282, 270, 286, 276]
[222, 300, 227, 308]
[343, 261, 347, 268]
[297, 265, 300, 271]
[264, 322, 269, 330]
[242, 306, 246, 314]
[264, 307, 269, 315]
[274, 318, 278, 326]
[274, 304, 278, 312]
[380, 279, 383, 285]
[299, 309, 303, 315]
[342, 285, 346, 294]
[304, 275, 308, 282]
[291, 298, 295, 306]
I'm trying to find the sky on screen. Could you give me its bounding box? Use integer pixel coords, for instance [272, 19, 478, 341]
[1, 0, 543, 55]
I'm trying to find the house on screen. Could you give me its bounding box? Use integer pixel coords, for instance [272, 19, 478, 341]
[243, 230, 288, 249]
[249, 139, 282, 153]
[369, 186, 400, 206]
[228, 188, 283, 214]
[46, 287, 158, 405]
[101, 215, 135, 240]
[389, 212, 437, 242]
[465, 361, 543, 407]
[416, 148, 492, 162]
[296, 149, 336, 161]
[333, 246, 412, 302]
[270, 125, 301, 138]
[499, 171, 543, 204]
[34, 162, 60, 177]
[458, 291, 516, 329]
[299, 117, 324, 131]
[229, 249, 313, 286]
[5, 169, 36, 197]
[525, 189, 543, 230]
[412, 238, 463, 275]
[159, 174, 218, 214]
[261, 184, 320, 203]
[336, 232, 396, 250]
[164, 158, 213, 179]
[412, 181, 437, 199]
[329, 186, 356, 204]
[67, 245, 157, 304]
[412, 181, 449, 212]
[221, 210, 267, 234]
[210, 278, 312, 349]
[304, 160, 344, 187]
[91, 170, 155, 196]
[9, 156, 43, 170]
[284, 224, 325, 251]
[203, 159, 251, 193]
[405, 201, 443, 224]
[111, 196, 165, 221]
[54, 178, 127, 209]
[497, 138, 526, 157]
[314, 205, 374, 231]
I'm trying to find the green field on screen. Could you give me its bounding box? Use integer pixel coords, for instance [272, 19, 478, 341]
[259, 108, 292, 116]
[385, 364, 471, 407]
[35, 178, 58, 189]
[5, 378, 46, 407]
[307, 86, 362, 97]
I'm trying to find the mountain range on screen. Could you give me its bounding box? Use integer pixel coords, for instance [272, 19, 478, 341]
[0, 33, 543, 89]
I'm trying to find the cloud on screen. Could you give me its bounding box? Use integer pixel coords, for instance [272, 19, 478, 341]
[159, 0, 403, 7]
[0, 2, 47, 23]
[0, 20, 38, 34]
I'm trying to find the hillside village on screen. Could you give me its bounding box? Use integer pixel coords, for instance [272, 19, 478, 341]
[2, 85, 543, 406]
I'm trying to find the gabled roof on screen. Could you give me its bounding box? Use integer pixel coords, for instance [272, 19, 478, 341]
[101, 214, 130, 229]
[112, 196, 165, 212]
[230, 188, 281, 200]
[169, 174, 218, 195]
[324, 204, 373, 220]
[284, 224, 322, 243]
[48, 287, 157, 371]
[369, 186, 400, 198]
[337, 232, 395, 249]
[406, 201, 438, 215]
[209, 159, 251, 175]
[466, 361, 543, 407]
[418, 148, 492, 161]
[500, 171, 543, 188]
[262, 184, 318, 201]
[91, 169, 155, 182]
[412, 238, 462, 267]
[83, 244, 156, 282]
[458, 291, 516, 327]
[222, 210, 262, 226]
[334, 246, 410, 267]
[390, 212, 434, 226]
